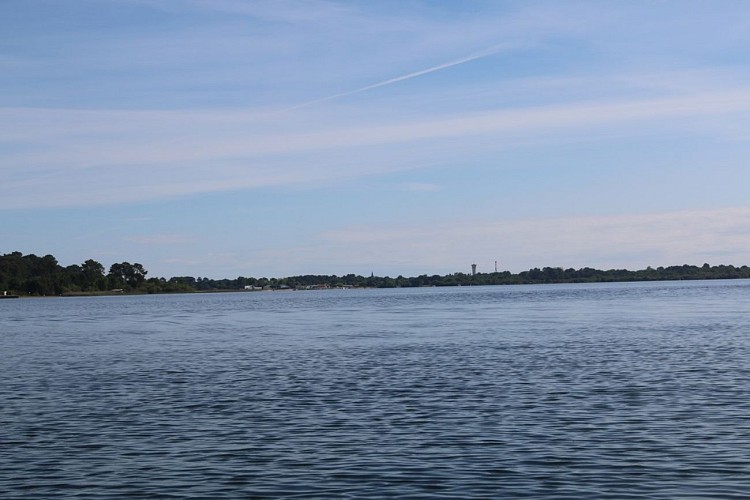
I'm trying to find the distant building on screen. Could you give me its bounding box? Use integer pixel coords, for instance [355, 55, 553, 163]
[471, 264, 477, 275]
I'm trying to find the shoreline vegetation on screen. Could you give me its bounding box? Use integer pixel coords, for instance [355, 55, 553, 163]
[2, 251, 750, 297]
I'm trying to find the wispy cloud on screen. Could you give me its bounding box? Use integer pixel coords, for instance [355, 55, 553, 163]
[125, 234, 192, 246]
[3, 86, 750, 209]
[397, 182, 443, 192]
[157, 206, 750, 278]
[279, 43, 513, 112]
[315, 206, 750, 275]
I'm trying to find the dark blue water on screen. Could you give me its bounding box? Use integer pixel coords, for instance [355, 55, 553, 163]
[2, 281, 750, 498]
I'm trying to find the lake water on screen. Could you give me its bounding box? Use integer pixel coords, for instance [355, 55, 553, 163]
[2, 280, 750, 498]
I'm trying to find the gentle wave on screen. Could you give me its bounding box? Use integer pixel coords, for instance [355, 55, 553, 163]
[2, 281, 750, 497]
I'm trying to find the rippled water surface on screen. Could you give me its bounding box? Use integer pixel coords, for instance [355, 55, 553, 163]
[3, 281, 750, 498]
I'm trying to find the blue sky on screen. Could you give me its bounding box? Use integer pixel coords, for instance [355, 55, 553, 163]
[3, 0, 750, 279]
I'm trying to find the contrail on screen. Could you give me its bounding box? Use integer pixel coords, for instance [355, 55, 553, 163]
[278, 43, 508, 113]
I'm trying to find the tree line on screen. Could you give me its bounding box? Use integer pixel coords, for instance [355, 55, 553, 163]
[0, 252, 153, 295]
[2, 251, 750, 296]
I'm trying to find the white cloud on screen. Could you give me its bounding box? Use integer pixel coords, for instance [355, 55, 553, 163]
[314, 206, 750, 275]
[126, 234, 192, 246]
[2, 84, 750, 209]
[397, 182, 443, 192]
[3, 85, 750, 210]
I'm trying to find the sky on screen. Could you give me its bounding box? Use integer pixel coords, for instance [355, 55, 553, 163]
[2, 0, 750, 279]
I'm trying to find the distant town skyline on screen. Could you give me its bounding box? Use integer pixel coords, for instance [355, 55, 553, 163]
[2, 1, 750, 278]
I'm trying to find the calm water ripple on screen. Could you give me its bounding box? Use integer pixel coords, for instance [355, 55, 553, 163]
[2, 280, 750, 497]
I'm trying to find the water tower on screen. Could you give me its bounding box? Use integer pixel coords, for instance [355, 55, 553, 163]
[471, 264, 477, 275]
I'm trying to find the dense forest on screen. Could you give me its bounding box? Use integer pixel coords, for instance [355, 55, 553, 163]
[2, 251, 750, 296]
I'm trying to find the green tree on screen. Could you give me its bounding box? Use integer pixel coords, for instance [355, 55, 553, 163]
[108, 262, 148, 290]
[81, 259, 106, 291]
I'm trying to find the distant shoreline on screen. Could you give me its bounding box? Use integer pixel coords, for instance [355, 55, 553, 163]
[3, 252, 750, 296]
[5, 276, 750, 300]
